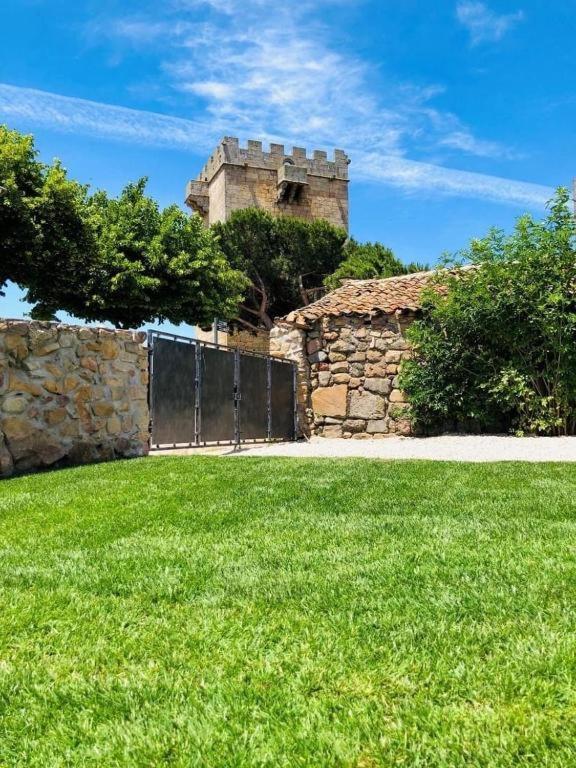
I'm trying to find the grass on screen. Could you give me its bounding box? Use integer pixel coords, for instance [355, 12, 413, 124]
[1, 458, 576, 767]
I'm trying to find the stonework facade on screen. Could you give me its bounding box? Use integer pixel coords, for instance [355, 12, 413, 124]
[186, 137, 350, 231]
[270, 272, 440, 438]
[271, 313, 414, 439]
[195, 324, 271, 355]
[0, 321, 149, 477]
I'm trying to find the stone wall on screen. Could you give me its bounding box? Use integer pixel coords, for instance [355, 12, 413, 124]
[0, 320, 149, 477]
[227, 326, 270, 354]
[272, 312, 415, 439]
[270, 322, 309, 436]
[220, 164, 349, 231]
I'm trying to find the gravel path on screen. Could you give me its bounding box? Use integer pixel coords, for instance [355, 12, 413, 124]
[156, 435, 576, 462]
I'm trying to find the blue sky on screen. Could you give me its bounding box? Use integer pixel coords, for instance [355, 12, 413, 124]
[1, 0, 573, 332]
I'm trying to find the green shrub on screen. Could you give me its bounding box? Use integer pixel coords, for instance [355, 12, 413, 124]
[401, 188, 576, 435]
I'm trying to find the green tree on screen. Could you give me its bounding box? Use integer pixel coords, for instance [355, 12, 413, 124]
[213, 208, 347, 329]
[0, 126, 246, 328]
[325, 239, 426, 290]
[0, 125, 96, 302]
[82, 180, 246, 329]
[401, 188, 576, 435]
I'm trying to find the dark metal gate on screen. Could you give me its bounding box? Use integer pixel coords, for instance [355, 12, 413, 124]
[148, 331, 298, 449]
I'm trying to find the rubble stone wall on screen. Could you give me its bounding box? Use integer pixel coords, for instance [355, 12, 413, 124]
[272, 312, 415, 439]
[0, 320, 149, 477]
[270, 322, 309, 436]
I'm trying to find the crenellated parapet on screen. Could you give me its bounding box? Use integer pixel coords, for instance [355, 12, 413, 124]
[196, 137, 350, 184]
[185, 136, 350, 233]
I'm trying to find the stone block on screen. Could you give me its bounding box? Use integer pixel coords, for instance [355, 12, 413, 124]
[343, 419, 366, 433]
[307, 338, 322, 355]
[93, 401, 115, 418]
[330, 362, 348, 374]
[349, 364, 364, 378]
[395, 419, 412, 436]
[389, 338, 410, 351]
[389, 389, 406, 403]
[60, 420, 80, 438]
[58, 333, 76, 348]
[322, 425, 343, 438]
[366, 419, 389, 434]
[128, 386, 147, 401]
[385, 350, 402, 363]
[63, 376, 79, 393]
[365, 364, 386, 377]
[44, 408, 67, 425]
[2, 395, 28, 414]
[43, 380, 64, 395]
[311, 385, 347, 418]
[35, 342, 61, 357]
[107, 415, 122, 434]
[80, 357, 99, 372]
[1, 416, 34, 441]
[5, 335, 28, 360]
[5, 322, 28, 336]
[330, 337, 356, 353]
[318, 372, 331, 387]
[10, 433, 66, 468]
[332, 374, 350, 385]
[349, 391, 385, 420]
[364, 378, 391, 395]
[0, 436, 13, 477]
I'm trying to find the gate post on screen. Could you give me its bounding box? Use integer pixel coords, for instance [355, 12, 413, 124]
[266, 357, 272, 442]
[292, 362, 298, 440]
[233, 348, 241, 446]
[194, 342, 202, 445]
[147, 330, 154, 448]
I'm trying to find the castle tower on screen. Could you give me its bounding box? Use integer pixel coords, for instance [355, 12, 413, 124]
[185, 137, 350, 231]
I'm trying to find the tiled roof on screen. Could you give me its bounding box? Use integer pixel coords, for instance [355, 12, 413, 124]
[285, 270, 438, 326]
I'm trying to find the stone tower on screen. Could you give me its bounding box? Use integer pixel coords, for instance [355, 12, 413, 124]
[185, 137, 350, 231]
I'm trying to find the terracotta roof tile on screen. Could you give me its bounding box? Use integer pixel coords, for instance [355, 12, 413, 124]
[285, 270, 438, 326]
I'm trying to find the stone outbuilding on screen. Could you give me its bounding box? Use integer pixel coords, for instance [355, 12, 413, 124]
[270, 271, 436, 439]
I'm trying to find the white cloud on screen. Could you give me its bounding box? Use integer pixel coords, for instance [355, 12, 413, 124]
[438, 130, 517, 159]
[456, 2, 524, 45]
[0, 83, 215, 151]
[0, 1, 543, 209]
[0, 83, 553, 208]
[355, 151, 550, 207]
[99, 1, 522, 169]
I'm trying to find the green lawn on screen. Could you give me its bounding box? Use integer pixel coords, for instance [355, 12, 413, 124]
[1, 458, 576, 767]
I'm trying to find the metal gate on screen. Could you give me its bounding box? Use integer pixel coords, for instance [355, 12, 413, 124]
[148, 331, 298, 449]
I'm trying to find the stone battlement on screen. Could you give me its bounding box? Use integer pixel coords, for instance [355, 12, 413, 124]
[196, 137, 350, 184]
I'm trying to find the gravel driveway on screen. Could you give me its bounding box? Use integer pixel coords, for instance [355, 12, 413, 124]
[156, 435, 576, 462]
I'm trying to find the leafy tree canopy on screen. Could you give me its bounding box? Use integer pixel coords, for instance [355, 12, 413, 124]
[0, 126, 246, 328]
[324, 239, 426, 290]
[0, 125, 95, 300]
[401, 188, 576, 436]
[213, 208, 348, 329]
[79, 180, 246, 329]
